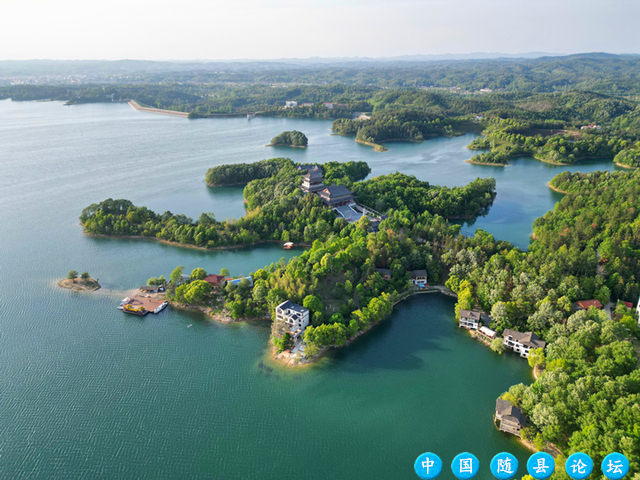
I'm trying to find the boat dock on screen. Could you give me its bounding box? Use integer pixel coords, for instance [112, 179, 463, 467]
[120, 295, 168, 315]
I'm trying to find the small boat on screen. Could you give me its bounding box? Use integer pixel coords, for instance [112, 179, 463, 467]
[187, 324, 192, 328]
[284, 242, 294, 250]
[117, 297, 131, 310]
[153, 301, 168, 314]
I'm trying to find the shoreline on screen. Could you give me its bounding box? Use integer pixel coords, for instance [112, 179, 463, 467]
[206, 182, 248, 187]
[128, 100, 189, 118]
[265, 143, 307, 148]
[84, 230, 311, 252]
[465, 159, 507, 167]
[615, 161, 637, 169]
[355, 139, 388, 152]
[547, 182, 568, 194]
[57, 277, 101, 292]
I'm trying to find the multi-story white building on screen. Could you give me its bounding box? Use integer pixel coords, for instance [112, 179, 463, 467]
[275, 300, 310, 344]
[503, 329, 546, 358]
[459, 310, 482, 330]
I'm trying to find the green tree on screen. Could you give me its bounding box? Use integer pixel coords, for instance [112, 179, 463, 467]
[170, 266, 185, 284]
[183, 280, 211, 304]
[491, 338, 505, 354]
[190, 268, 207, 281]
[80, 271, 90, 280]
[528, 348, 546, 369]
[67, 270, 78, 280]
[220, 268, 230, 276]
[303, 295, 324, 315]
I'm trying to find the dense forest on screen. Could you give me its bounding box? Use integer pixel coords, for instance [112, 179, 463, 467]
[351, 173, 496, 218]
[4, 54, 640, 94]
[81, 158, 492, 248]
[163, 167, 640, 475]
[269, 130, 308, 147]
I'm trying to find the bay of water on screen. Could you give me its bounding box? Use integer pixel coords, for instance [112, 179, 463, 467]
[0, 100, 617, 479]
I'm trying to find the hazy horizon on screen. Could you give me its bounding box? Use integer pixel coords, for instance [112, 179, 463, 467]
[2, 0, 639, 61]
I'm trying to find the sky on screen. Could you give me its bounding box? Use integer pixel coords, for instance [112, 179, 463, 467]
[1, 0, 639, 60]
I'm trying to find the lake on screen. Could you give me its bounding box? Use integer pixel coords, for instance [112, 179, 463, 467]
[0, 100, 617, 479]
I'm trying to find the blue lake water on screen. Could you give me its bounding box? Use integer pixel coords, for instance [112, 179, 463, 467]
[0, 100, 617, 479]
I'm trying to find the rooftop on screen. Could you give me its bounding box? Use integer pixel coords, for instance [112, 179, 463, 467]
[576, 299, 603, 310]
[277, 300, 309, 315]
[496, 398, 527, 427]
[321, 184, 353, 198]
[503, 329, 546, 349]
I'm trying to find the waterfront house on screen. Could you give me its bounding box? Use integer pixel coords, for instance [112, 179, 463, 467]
[177, 274, 190, 285]
[301, 166, 325, 193]
[285, 101, 297, 108]
[503, 329, 546, 358]
[459, 310, 482, 330]
[301, 102, 314, 107]
[276, 300, 310, 344]
[574, 299, 603, 311]
[479, 326, 497, 340]
[139, 285, 164, 293]
[620, 300, 633, 309]
[376, 268, 392, 280]
[323, 102, 334, 109]
[495, 398, 526, 436]
[318, 185, 356, 207]
[203, 274, 226, 288]
[410, 270, 428, 285]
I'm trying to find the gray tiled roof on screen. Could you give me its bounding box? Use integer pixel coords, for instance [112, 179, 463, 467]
[503, 329, 546, 349]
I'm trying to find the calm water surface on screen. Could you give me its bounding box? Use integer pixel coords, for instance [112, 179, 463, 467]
[0, 101, 616, 479]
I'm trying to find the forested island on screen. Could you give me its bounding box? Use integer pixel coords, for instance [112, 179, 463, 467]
[267, 130, 308, 147]
[82, 158, 494, 249]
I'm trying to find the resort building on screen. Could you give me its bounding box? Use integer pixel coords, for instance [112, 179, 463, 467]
[301, 102, 314, 107]
[284, 101, 297, 108]
[495, 399, 527, 437]
[410, 270, 428, 285]
[275, 300, 310, 344]
[503, 329, 546, 358]
[301, 166, 325, 193]
[139, 285, 165, 293]
[318, 185, 356, 207]
[323, 102, 334, 109]
[376, 268, 392, 280]
[479, 326, 497, 340]
[574, 299, 603, 311]
[459, 310, 482, 330]
[203, 274, 226, 288]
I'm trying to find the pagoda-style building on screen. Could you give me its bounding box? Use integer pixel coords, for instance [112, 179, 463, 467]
[301, 166, 325, 193]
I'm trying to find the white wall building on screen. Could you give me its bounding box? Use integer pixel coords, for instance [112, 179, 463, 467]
[276, 300, 310, 344]
[503, 329, 546, 358]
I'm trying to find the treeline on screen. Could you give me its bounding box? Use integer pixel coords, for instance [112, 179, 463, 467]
[205, 158, 290, 186]
[468, 115, 640, 166]
[332, 110, 476, 146]
[351, 174, 496, 218]
[440, 169, 640, 470]
[269, 130, 308, 146]
[205, 158, 370, 190]
[502, 308, 639, 473]
[5, 54, 640, 94]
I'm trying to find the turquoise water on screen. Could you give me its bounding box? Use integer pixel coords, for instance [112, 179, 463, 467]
[0, 100, 616, 479]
